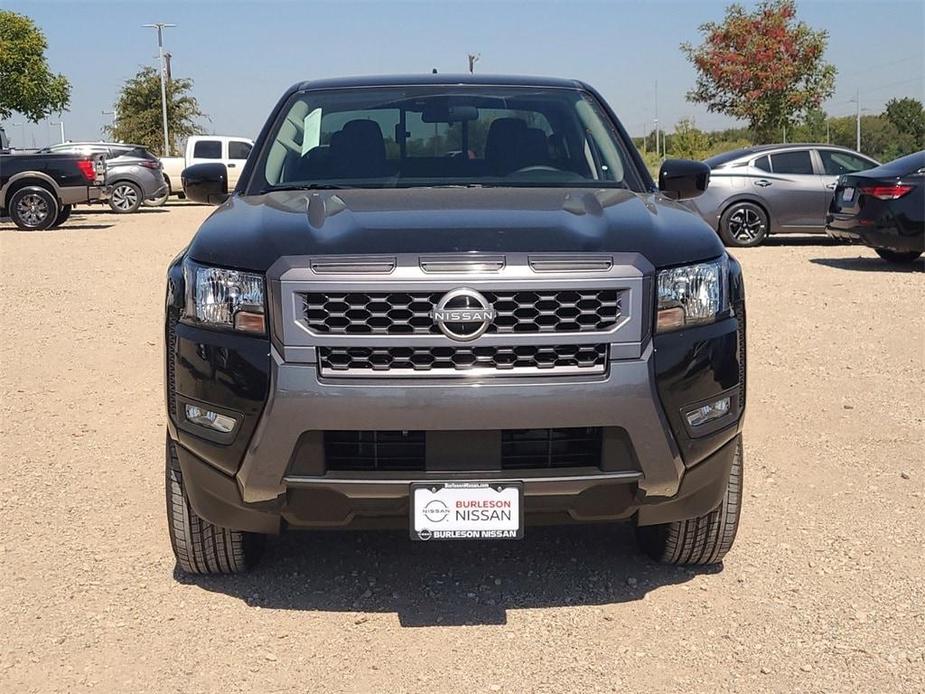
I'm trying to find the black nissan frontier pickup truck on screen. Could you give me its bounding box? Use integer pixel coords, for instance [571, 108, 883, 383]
[166, 75, 746, 573]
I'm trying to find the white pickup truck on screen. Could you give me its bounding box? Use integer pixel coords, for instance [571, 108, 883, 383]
[160, 136, 254, 198]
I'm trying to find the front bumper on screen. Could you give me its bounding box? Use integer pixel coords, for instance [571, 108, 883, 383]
[174, 430, 740, 534]
[165, 252, 746, 533]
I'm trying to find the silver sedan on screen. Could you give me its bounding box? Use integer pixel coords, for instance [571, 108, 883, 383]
[684, 144, 878, 247]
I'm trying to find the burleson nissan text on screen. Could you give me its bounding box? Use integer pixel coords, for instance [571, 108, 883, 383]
[165, 74, 746, 574]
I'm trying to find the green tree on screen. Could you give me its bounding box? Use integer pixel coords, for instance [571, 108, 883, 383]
[105, 66, 207, 155]
[883, 97, 925, 149]
[791, 107, 828, 143]
[682, 0, 836, 143]
[0, 10, 71, 122]
[670, 118, 710, 160]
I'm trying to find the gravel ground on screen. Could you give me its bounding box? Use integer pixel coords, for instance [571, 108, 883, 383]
[1, 204, 922, 693]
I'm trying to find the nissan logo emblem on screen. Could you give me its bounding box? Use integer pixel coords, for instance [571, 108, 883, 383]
[431, 288, 496, 341]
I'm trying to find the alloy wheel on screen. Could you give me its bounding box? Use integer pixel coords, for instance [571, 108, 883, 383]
[111, 184, 139, 211]
[15, 193, 50, 227]
[727, 206, 766, 243]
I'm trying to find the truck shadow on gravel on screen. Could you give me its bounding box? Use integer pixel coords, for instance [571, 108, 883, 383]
[809, 257, 924, 273]
[175, 524, 718, 627]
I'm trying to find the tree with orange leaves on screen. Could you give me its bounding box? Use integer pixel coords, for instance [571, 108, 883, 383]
[683, 0, 836, 143]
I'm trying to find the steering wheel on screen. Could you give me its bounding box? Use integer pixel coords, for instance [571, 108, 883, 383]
[510, 165, 560, 175]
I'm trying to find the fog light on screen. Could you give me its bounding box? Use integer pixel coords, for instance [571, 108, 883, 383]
[185, 404, 236, 433]
[685, 396, 731, 428]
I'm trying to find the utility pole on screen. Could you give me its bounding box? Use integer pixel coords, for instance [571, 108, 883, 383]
[467, 53, 479, 74]
[49, 121, 65, 144]
[654, 80, 660, 160]
[143, 22, 176, 156]
[855, 88, 861, 152]
[826, 120, 830, 144]
[11, 122, 25, 149]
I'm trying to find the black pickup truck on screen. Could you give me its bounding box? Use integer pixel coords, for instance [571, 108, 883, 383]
[0, 142, 108, 230]
[166, 75, 746, 574]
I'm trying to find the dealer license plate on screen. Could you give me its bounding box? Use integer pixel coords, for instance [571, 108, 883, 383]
[410, 482, 523, 541]
[841, 186, 855, 202]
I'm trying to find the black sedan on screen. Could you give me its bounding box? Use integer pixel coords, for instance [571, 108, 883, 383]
[826, 151, 924, 264]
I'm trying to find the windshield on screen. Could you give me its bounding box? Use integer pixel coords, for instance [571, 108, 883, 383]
[256, 85, 639, 191]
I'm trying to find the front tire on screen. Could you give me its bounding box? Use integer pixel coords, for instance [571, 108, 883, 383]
[109, 182, 143, 214]
[719, 202, 769, 247]
[875, 249, 921, 264]
[8, 186, 59, 230]
[635, 437, 743, 566]
[166, 437, 264, 574]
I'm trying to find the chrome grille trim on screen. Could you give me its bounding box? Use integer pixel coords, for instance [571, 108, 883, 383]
[318, 344, 608, 378]
[300, 289, 621, 335]
[420, 255, 505, 273]
[529, 255, 613, 272]
[269, 252, 651, 360]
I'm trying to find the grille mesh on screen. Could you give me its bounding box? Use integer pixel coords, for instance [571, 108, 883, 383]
[301, 289, 621, 335]
[318, 344, 607, 376]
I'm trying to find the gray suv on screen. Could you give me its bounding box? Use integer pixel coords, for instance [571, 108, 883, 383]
[40, 142, 169, 213]
[686, 144, 879, 247]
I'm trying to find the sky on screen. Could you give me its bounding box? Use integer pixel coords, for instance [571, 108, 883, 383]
[4, 0, 924, 148]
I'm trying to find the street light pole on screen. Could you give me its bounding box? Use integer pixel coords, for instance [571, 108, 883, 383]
[654, 80, 660, 160]
[11, 122, 25, 149]
[143, 22, 176, 156]
[855, 88, 861, 152]
[49, 121, 65, 144]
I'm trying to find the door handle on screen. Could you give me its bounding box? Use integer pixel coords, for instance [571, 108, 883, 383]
[826, 182, 836, 189]
[754, 179, 772, 187]
[227, 163, 237, 168]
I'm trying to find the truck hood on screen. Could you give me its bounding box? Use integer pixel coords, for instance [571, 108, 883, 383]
[187, 187, 725, 272]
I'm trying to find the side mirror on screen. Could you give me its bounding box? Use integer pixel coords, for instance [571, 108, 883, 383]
[182, 163, 229, 205]
[658, 159, 710, 200]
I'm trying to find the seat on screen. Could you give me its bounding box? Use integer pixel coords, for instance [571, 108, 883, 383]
[484, 118, 528, 175]
[519, 128, 551, 168]
[484, 119, 552, 175]
[328, 119, 389, 179]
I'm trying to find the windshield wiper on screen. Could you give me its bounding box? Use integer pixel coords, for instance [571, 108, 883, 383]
[260, 183, 347, 193]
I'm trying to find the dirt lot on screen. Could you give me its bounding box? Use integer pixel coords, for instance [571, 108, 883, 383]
[1, 203, 922, 693]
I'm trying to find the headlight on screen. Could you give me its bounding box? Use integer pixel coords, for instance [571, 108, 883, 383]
[183, 260, 266, 334]
[656, 258, 728, 333]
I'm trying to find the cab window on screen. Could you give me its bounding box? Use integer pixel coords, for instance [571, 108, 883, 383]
[769, 150, 814, 175]
[229, 141, 252, 160]
[193, 140, 222, 159]
[818, 150, 875, 175]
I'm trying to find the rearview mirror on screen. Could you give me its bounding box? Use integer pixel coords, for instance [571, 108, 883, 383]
[420, 104, 479, 123]
[182, 163, 229, 205]
[658, 159, 710, 200]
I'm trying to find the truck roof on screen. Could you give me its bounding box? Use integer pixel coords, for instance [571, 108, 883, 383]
[291, 74, 588, 92]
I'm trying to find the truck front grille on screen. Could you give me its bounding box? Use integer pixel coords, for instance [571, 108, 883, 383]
[500, 427, 603, 469]
[323, 428, 603, 472]
[301, 289, 621, 335]
[325, 431, 426, 472]
[318, 344, 608, 377]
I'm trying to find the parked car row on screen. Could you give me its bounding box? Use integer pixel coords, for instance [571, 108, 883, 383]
[684, 142, 922, 263]
[39, 141, 169, 213]
[0, 130, 255, 229]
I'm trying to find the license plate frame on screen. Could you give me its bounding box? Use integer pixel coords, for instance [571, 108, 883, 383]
[410, 481, 524, 541]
